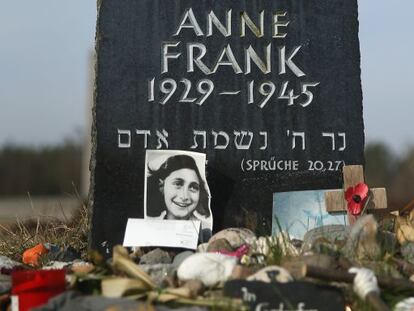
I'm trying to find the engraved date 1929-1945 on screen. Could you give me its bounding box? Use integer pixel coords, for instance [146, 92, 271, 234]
[241, 158, 345, 172]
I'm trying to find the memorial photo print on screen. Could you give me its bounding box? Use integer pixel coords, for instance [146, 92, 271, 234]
[144, 150, 213, 235]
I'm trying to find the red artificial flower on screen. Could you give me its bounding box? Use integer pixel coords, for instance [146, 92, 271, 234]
[344, 183, 369, 216]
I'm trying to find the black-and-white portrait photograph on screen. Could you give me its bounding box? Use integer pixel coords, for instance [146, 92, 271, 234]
[144, 150, 213, 239]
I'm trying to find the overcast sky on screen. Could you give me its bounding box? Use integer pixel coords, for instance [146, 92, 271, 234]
[0, 1, 413, 154]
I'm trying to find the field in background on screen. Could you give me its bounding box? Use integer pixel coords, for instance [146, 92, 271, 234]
[0, 195, 81, 226]
[0, 141, 84, 226]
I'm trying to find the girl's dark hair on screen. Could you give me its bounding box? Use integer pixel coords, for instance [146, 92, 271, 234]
[146, 154, 210, 218]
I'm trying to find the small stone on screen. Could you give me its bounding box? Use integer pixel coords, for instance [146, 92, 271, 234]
[139, 264, 175, 287]
[172, 251, 194, 269]
[230, 265, 253, 280]
[177, 253, 237, 287]
[0, 255, 21, 272]
[302, 254, 337, 270]
[71, 261, 95, 274]
[247, 266, 293, 283]
[281, 254, 337, 280]
[42, 261, 71, 270]
[394, 297, 414, 311]
[209, 228, 256, 249]
[401, 242, 414, 264]
[302, 225, 349, 253]
[310, 238, 340, 257]
[207, 238, 234, 253]
[197, 243, 209, 253]
[44, 245, 81, 262]
[140, 248, 172, 265]
[183, 279, 205, 298]
[342, 215, 381, 261]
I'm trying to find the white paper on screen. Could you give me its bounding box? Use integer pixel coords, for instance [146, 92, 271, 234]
[123, 218, 200, 249]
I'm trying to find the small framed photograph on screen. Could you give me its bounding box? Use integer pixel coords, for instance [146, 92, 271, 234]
[144, 150, 213, 240]
[273, 189, 347, 239]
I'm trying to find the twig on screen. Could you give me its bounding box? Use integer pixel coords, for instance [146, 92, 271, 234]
[305, 265, 392, 311]
[304, 264, 414, 291]
[16, 217, 30, 237]
[168, 297, 246, 309]
[0, 223, 17, 236]
[283, 264, 414, 311]
[399, 196, 414, 215]
[361, 191, 373, 216]
[27, 192, 41, 237]
[389, 257, 414, 276]
[58, 201, 69, 223]
[365, 292, 390, 311]
[72, 181, 83, 202]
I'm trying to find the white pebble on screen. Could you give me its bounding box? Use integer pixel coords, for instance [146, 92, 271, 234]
[209, 228, 256, 248]
[394, 297, 414, 311]
[177, 253, 237, 287]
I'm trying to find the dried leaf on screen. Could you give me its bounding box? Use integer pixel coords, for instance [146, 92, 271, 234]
[396, 224, 414, 244]
[112, 245, 155, 289]
[136, 302, 156, 311]
[101, 277, 151, 298]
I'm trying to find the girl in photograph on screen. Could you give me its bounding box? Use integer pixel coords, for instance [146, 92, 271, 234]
[146, 154, 212, 240]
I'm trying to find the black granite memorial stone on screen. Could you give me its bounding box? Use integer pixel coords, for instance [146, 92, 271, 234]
[223, 280, 346, 311]
[91, 0, 364, 251]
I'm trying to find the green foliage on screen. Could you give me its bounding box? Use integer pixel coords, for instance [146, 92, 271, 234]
[0, 141, 82, 196]
[390, 147, 414, 204]
[265, 217, 288, 266]
[364, 142, 396, 188]
[365, 142, 414, 207]
[264, 237, 285, 266]
[351, 296, 375, 311]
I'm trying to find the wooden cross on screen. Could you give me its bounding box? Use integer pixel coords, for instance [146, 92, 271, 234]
[325, 165, 387, 218]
